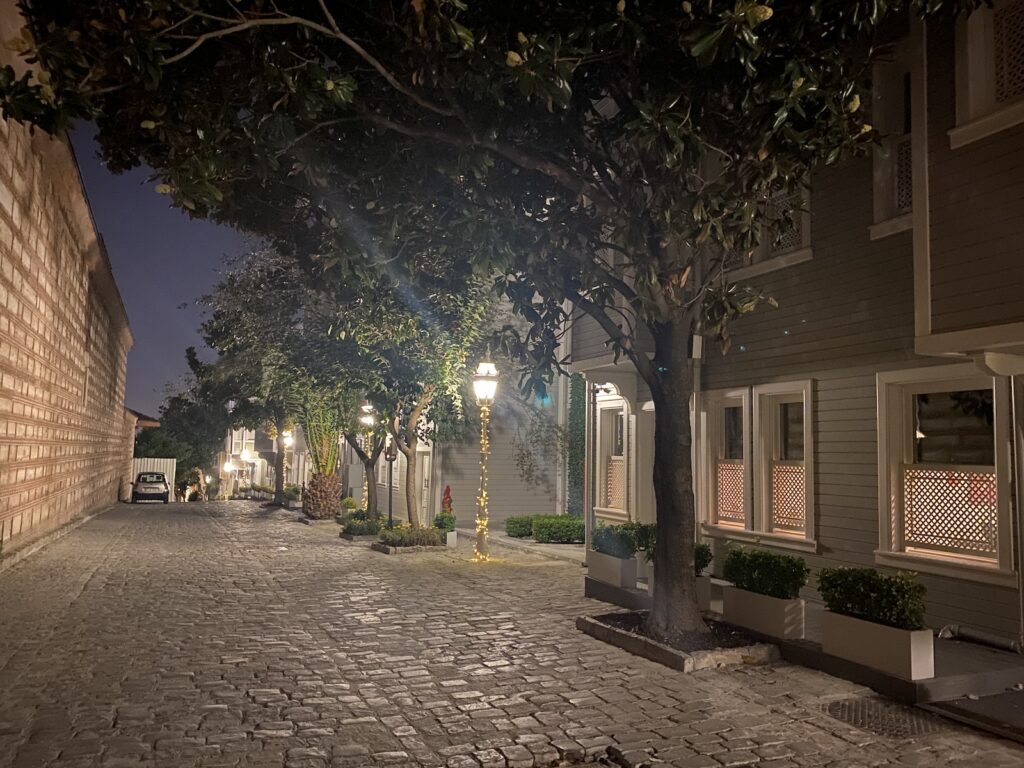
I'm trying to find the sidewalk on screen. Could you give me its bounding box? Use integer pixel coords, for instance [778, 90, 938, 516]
[455, 527, 586, 565]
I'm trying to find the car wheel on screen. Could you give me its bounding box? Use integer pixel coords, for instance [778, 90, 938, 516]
[131, 496, 137, 504]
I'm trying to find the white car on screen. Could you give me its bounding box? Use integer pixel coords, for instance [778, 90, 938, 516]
[131, 472, 170, 503]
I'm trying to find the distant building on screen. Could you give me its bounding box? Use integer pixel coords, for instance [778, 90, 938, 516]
[0, 4, 133, 554]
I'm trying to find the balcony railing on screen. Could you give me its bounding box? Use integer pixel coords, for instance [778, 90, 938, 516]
[901, 464, 998, 560]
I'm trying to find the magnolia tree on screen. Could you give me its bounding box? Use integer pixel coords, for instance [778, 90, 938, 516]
[2, 0, 978, 640]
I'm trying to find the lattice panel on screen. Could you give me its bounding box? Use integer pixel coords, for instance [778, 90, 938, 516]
[716, 461, 745, 526]
[995, 0, 1024, 104]
[895, 136, 913, 213]
[769, 190, 804, 254]
[902, 466, 998, 559]
[772, 462, 806, 533]
[605, 455, 625, 510]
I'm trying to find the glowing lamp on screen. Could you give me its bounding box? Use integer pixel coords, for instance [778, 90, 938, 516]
[472, 360, 499, 406]
[223, 461, 235, 473]
[240, 449, 252, 462]
[283, 431, 295, 448]
[204, 474, 212, 483]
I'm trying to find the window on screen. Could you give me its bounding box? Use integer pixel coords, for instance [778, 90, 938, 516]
[877, 365, 1013, 583]
[951, 0, 1024, 147]
[753, 382, 815, 541]
[230, 429, 255, 456]
[599, 405, 627, 511]
[702, 389, 751, 530]
[871, 39, 914, 237]
[377, 449, 402, 488]
[700, 382, 816, 551]
[725, 185, 813, 279]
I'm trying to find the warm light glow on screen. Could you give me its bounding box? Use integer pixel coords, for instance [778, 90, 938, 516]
[223, 461, 235, 473]
[204, 475, 212, 483]
[240, 449, 252, 462]
[472, 360, 499, 405]
[283, 431, 295, 447]
[359, 413, 376, 427]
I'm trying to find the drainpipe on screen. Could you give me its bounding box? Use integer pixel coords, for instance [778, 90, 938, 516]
[584, 380, 596, 553]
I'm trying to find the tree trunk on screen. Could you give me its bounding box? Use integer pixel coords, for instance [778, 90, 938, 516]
[647, 314, 709, 641]
[402, 440, 420, 528]
[361, 457, 379, 517]
[273, 417, 286, 506]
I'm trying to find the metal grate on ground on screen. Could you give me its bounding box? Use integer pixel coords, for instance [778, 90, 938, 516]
[822, 696, 950, 739]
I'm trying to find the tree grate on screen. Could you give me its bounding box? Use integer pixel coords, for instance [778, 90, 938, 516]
[821, 697, 949, 739]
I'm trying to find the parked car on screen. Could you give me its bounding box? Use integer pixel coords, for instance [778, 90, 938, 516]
[131, 472, 170, 504]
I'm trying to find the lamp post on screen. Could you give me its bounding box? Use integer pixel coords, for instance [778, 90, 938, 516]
[472, 358, 499, 562]
[223, 460, 236, 497]
[384, 433, 398, 529]
[359, 402, 376, 511]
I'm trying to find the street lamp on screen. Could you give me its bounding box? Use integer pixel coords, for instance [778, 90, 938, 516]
[282, 430, 295, 448]
[359, 402, 376, 510]
[223, 460, 237, 497]
[384, 433, 398, 529]
[472, 357, 499, 562]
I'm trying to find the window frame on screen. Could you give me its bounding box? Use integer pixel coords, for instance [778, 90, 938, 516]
[595, 390, 630, 519]
[700, 387, 753, 531]
[950, 0, 1024, 149]
[876, 364, 1014, 585]
[726, 186, 813, 281]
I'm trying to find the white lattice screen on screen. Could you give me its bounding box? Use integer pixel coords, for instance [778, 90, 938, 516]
[995, 0, 1024, 104]
[769, 189, 804, 254]
[771, 462, 806, 533]
[716, 460, 745, 526]
[902, 465, 998, 559]
[894, 136, 913, 213]
[605, 455, 625, 509]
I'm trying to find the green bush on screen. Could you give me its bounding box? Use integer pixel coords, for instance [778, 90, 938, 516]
[341, 496, 358, 510]
[344, 517, 381, 536]
[631, 523, 657, 562]
[283, 484, 300, 501]
[379, 526, 443, 547]
[433, 511, 456, 533]
[592, 524, 637, 559]
[723, 548, 809, 600]
[505, 515, 535, 538]
[695, 542, 713, 576]
[818, 568, 927, 631]
[532, 515, 585, 544]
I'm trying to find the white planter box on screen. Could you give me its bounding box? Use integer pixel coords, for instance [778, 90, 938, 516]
[696, 575, 711, 612]
[722, 586, 805, 640]
[637, 558, 653, 584]
[445, 531, 458, 549]
[822, 610, 934, 681]
[587, 549, 638, 589]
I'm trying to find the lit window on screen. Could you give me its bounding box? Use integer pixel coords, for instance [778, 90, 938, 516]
[753, 383, 814, 541]
[877, 365, 1012, 578]
[701, 389, 751, 529]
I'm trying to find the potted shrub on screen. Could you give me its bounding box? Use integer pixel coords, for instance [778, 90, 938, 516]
[694, 542, 713, 611]
[632, 523, 656, 585]
[434, 485, 458, 547]
[587, 524, 638, 589]
[505, 515, 535, 538]
[531, 515, 585, 543]
[721, 549, 809, 639]
[818, 568, 933, 680]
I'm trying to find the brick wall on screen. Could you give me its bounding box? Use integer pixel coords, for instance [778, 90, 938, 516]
[0, 109, 134, 553]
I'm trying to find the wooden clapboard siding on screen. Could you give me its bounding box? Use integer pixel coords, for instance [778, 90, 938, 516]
[699, 151, 1019, 638]
[927, 20, 1024, 334]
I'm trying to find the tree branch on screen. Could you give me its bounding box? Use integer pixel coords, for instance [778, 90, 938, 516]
[563, 287, 657, 389]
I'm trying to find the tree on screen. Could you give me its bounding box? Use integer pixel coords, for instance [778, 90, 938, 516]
[2, 0, 979, 640]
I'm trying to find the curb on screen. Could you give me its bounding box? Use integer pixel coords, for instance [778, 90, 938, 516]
[455, 528, 586, 565]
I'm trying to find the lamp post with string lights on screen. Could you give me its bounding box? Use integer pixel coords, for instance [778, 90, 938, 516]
[471, 357, 499, 562]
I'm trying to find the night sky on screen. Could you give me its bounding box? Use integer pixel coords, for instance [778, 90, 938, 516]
[70, 129, 252, 417]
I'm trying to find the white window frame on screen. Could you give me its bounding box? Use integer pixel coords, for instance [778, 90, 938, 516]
[876, 364, 1014, 585]
[727, 187, 813, 281]
[594, 389, 630, 520]
[753, 381, 816, 546]
[871, 38, 915, 239]
[950, 0, 1024, 148]
[700, 383, 817, 553]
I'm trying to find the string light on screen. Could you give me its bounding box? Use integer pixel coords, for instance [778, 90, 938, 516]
[474, 403, 491, 562]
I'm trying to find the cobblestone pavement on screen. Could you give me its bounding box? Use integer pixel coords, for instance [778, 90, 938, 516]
[1, 503, 1021, 768]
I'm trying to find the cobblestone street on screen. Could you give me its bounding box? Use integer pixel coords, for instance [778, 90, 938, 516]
[0, 503, 1021, 768]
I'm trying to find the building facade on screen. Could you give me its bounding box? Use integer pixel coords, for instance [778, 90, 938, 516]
[573, 8, 1024, 641]
[0, 3, 133, 554]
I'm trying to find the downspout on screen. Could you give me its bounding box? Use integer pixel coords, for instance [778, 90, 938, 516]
[584, 379, 596, 554]
[1014, 375, 1024, 649]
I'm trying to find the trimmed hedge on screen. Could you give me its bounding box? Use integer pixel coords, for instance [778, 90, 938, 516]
[505, 515, 536, 538]
[532, 515, 585, 544]
[592, 524, 637, 559]
[723, 548, 809, 600]
[344, 517, 381, 536]
[378, 526, 443, 547]
[433, 511, 456, 533]
[694, 542, 713, 576]
[341, 496, 358, 510]
[818, 567, 927, 631]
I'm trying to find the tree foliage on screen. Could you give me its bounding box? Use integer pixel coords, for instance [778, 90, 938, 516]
[2, 0, 981, 638]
